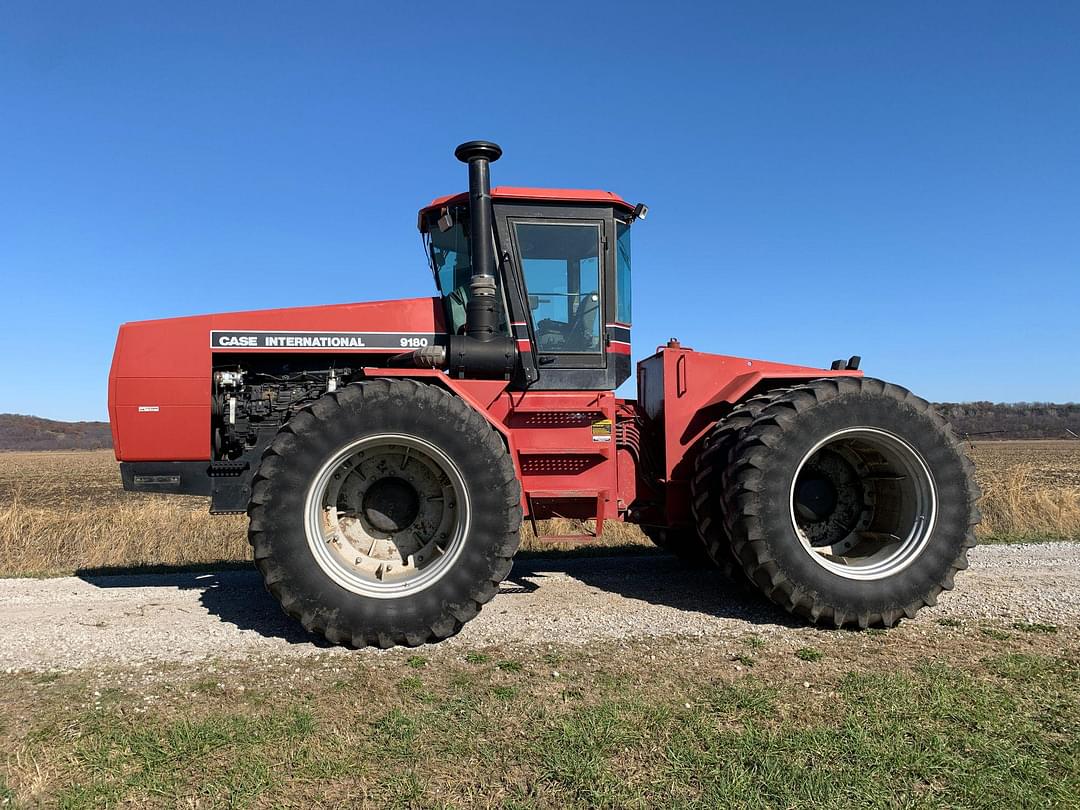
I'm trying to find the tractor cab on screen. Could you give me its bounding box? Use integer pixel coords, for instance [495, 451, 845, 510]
[419, 168, 643, 391]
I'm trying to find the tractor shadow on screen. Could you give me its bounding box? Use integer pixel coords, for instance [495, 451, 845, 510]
[76, 549, 804, 646]
[76, 566, 332, 648]
[506, 551, 802, 628]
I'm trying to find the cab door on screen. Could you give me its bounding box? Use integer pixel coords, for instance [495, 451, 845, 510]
[495, 203, 624, 391]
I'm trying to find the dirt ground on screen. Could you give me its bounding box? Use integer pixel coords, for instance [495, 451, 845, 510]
[0, 542, 1077, 672]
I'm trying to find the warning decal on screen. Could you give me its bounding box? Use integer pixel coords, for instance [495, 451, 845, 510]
[591, 418, 613, 443]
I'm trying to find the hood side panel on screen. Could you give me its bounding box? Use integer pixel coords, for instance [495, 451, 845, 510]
[109, 297, 444, 462]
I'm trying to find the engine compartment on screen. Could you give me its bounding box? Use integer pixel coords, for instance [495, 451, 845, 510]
[211, 360, 357, 461]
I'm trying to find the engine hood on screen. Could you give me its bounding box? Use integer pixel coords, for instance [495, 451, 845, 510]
[108, 297, 446, 461]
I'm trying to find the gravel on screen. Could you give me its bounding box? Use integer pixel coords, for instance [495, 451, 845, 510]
[1, 542, 1078, 672]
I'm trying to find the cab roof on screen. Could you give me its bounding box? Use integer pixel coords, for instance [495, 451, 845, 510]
[420, 186, 635, 219]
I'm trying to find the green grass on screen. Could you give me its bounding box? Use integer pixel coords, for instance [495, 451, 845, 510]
[1013, 621, 1059, 634]
[0, 774, 13, 804]
[397, 675, 425, 694]
[530, 660, 1080, 807]
[56, 706, 315, 807]
[3, 640, 1078, 808]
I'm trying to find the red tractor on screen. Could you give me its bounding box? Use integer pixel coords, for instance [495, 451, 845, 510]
[108, 142, 979, 647]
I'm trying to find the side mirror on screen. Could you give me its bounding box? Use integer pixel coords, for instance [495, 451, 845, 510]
[437, 207, 454, 233]
[632, 202, 648, 222]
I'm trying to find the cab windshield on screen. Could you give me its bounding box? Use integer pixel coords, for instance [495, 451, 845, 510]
[425, 219, 471, 333]
[423, 213, 507, 335]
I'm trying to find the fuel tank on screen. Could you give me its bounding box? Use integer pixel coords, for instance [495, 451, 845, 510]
[108, 297, 446, 461]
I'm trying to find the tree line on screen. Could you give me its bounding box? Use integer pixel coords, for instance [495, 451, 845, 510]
[935, 402, 1080, 440]
[2, 403, 1079, 451]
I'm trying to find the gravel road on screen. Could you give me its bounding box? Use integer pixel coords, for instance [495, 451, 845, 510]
[2, 543, 1078, 671]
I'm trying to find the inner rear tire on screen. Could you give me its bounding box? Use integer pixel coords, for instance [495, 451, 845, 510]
[718, 377, 979, 628]
[692, 388, 792, 585]
[248, 379, 522, 648]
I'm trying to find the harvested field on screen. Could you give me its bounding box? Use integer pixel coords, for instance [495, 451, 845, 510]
[1, 441, 1078, 577]
[969, 440, 1080, 488]
[0, 451, 249, 578]
[968, 441, 1080, 542]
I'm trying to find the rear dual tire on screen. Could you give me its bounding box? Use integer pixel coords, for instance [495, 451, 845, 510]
[248, 379, 521, 648]
[693, 377, 980, 628]
[645, 395, 794, 573]
[692, 389, 792, 584]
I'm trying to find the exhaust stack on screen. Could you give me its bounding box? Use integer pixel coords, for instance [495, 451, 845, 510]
[455, 140, 502, 343]
[397, 140, 517, 377]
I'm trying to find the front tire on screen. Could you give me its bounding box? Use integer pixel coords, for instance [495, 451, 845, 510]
[248, 379, 522, 648]
[719, 377, 979, 628]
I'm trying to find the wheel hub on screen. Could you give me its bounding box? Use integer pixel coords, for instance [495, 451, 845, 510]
[362, 476, 420, 533]
[794, 473, 838, 522]
[794, 450, 865, 548]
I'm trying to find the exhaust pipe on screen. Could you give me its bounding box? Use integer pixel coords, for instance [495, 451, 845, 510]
[455, 140, 502, 343]
[397, 141, 518, 377]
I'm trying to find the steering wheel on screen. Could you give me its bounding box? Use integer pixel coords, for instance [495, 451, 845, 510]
[566, 293, 601, 349]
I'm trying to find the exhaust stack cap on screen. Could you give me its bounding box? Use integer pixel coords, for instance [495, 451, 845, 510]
[455, 140, 502, 164]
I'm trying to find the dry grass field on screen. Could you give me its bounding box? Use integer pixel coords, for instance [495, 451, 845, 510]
[1, 442, 1078, 577]
[969, 440, 1080, 542]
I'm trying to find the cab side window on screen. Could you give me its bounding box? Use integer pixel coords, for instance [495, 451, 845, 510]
[616, 221, 632, 326]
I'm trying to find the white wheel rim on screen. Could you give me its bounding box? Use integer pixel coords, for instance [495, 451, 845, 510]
[788, 427, 937, 581]
[304, 433, 470, 598]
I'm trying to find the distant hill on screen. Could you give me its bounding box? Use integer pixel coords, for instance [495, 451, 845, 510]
[0, 402, 1077, 451]
[0, 414, 113, 451]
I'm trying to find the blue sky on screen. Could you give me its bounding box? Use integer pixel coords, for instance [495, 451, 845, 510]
[2, 2, 1078, 421]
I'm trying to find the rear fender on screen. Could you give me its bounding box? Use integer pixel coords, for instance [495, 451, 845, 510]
[637, 345, 861, 526]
